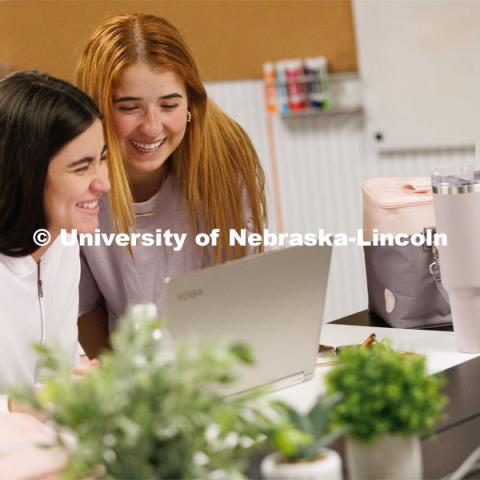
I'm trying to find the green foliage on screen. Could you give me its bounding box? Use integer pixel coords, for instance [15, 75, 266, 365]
[13, 307, 275, 479]
[325, 340, 447, 443]
[263, 395, 343, 463]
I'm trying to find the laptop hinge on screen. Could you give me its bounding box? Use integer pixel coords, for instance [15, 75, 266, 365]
[270, 371, 306, 392]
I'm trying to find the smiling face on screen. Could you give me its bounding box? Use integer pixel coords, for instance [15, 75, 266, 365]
[111, 62, 189, 187]
[43, 119, 110, 236]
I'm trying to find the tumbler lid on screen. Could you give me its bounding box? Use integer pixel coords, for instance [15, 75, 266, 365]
[432, 166, 480, 195]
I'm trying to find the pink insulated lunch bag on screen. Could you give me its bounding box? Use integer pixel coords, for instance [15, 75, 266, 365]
[362, 177, 451, 328]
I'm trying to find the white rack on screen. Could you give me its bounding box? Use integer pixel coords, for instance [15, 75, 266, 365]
[267, 72, 363, 118]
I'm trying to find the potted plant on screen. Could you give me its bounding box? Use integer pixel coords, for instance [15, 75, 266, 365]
[325, 340, 447, 480]
[13, 305, 275, 479]
[260, 395, 344, 480]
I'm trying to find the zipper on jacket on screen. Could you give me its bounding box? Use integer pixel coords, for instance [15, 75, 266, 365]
[37, 260, 45, 345]
[35, 260, 46, 383]
[37, 260, 43, 298]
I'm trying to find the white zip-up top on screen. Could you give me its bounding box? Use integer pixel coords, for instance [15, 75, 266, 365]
[0, 235, 80, 412]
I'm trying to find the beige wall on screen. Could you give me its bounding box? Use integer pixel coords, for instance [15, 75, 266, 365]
[0, 0, 356, 82]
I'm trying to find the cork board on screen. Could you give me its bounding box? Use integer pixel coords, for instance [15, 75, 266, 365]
[0, 0, 357, 82]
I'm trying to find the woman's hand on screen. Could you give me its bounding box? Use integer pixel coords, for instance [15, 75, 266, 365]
[8, 397, 47, 421]
[72, 355, 100, 380]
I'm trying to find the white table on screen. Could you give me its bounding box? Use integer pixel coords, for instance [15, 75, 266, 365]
[270, 323, 479, 412]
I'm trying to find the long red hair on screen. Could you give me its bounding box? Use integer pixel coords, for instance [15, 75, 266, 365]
[76, 14, 266, 262]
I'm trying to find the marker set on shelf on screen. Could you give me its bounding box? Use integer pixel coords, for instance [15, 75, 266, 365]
[263, 57, 329, 116]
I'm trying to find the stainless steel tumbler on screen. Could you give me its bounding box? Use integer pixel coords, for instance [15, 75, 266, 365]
[432, 168, 480, 352]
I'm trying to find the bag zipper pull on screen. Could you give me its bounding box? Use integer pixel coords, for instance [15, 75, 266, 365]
[429, 244, 440, 275]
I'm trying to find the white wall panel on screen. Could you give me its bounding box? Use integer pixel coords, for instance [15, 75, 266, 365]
[206, 79, 475, 322]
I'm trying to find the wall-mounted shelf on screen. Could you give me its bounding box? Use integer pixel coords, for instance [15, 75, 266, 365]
[264, 63, 362, 118]
[281, 104, 363, 118]
[318, 72, 363, 116]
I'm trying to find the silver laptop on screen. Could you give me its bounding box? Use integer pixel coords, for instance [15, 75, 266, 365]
[164, 245, 332, 394]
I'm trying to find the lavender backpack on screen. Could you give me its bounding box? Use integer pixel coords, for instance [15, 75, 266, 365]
[362, 177, 451, 328]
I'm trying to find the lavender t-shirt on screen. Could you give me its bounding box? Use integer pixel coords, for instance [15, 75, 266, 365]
[79, 175, 210, 331]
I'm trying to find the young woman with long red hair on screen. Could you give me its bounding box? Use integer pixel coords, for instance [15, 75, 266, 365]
[76, 14, 267, 353]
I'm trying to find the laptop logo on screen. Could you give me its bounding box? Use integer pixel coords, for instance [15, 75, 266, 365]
[177, 288, 204, 302]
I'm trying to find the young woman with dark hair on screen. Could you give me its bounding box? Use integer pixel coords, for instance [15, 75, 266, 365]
[0, 71, 110, 412]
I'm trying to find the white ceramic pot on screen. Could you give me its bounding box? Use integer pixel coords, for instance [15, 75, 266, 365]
[346, 434, 422, 480]
[260, 448, 343, 480]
